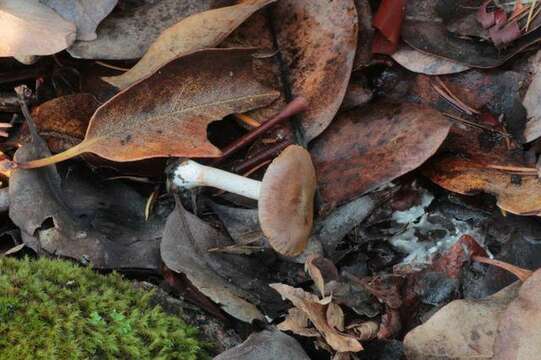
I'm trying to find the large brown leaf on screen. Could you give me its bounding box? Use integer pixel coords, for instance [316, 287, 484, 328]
[404, 282, 520, 359]
[9, 132, 165, 270]
[273, 0, 358, 142]
[11, 93, 100, 153]
[67, 0, 231, 59]
[104, 0, 276, 89]
[493, 269, 541, 360]
[161, 198, 284, 323]
[0, 0, 76, 56]
[18, 48, 280, 168]
[310, 102, 450, 212]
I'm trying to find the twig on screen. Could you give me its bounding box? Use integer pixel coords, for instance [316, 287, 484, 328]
[231, 140, 291, 174]
[442, 112, 509, 136]
[95, 61, 131, 72]
[211, 97, 308, 165]
[434, 77, 479, 115]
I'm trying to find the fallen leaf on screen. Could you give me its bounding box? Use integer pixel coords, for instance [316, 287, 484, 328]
[432, 234, 487, 278]
[273, 0, 358, 142]
[371, 0, 406, 55]
[391, 44, 470, 75]
[305, 255, 339, 298]
[40, 0, 118, 41]
[348, 321, 379, 341]
[523, 50, 541, 142]
[404, 282, 521, 359]
[424, 156, 541, 216]
[103, 0, 275, 89]
[278, 308, 320, 337]
[402, 0, 541, 68]
[310, 102, 450, 211]
[493, 269, 541, 360]
[161, 198, 284, 323]
[271, 283, 363, 352]
[9, 145, 165, 270]
[67, 0, 228, 59]
[18, 48, 280, 168]
[352, 0, 375, 69]
[215, 329, 311, 360]
[326, 303, 345, 332]
[12, 93, 100, 153]
[0, 0, 76, 56]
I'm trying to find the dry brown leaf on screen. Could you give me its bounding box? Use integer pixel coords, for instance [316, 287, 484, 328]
[103, 0, 275, 89]
[493, 269, 541, 360]
[425, 156, 541, 216]
[17, 48, 279, 168]
[348, 321, 379, 341]
[326, 303, 345, 332]
[67, 0, 227, 60]
[311, 102, 451, 211]
[0, 0, 76, 56]
[305, 255, 339, 297]
[271, 283, 363, 353]
[40, 0, 118, 41]
[162, 198, 284, 323]
[273, 0, 358, 142]
[391, 44, 470, 75]
[277, 308, 320, 337]
[12, 93, 100, 153]
[404, 282, 521, 359]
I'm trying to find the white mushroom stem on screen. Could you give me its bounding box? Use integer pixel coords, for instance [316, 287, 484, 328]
[173, 160, 261, 200]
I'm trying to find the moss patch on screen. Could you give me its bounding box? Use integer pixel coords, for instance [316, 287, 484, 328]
[0, 257, 206, 359]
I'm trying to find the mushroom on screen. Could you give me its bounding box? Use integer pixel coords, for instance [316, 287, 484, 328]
[172, 145, 316, 256]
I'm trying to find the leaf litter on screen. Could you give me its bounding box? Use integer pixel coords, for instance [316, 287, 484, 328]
[3, 0, 541, 358]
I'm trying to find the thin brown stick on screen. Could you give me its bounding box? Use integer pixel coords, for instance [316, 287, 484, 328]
[212, 97, 308, 165]
[485, 164, 537, 174]
[435, 77, 480, 115]
[95, 60, 131, 72]
[473, 255, 533, 282]
[231, 140, 291, 173]
[442, 112, 509, 136]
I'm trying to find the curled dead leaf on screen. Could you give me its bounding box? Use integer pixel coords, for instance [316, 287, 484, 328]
[103, 0, 276, 89]
[271, 283, 363, 353]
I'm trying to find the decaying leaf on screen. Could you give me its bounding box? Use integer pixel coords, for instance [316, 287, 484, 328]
[271, 283, 363, 352]
[305, 255, 339, 297]
[402, 0, 541, 68]
[348, 321, 379, 341]
[40, 0, 118, 41]
[273, 0, 358, 142]
[392, 44, 470, 75]
[425, 156, 541, 216]
[310, 102, 450, 211]
[326, 303, 345, 332]
[12, 93, 100, 153]
[352, 0, 374, 69]
[278, 308, 320, 337]
[371, 0, 406, 55]
[493, 269, 541, 360]
[104, 0, 276, 89]
[404, 282, 520, 359]
[161, 198, 283, 323]
[18, 48, 279, 168]
[0, 0, 76, 56]
[215, 329, 311, 360]
[9, 142, 165, 270]
[523, 50, 541, 142]
[67, 0, 230, 59]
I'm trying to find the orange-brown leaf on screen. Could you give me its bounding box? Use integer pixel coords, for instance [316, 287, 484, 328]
[18, 48, 280, 168]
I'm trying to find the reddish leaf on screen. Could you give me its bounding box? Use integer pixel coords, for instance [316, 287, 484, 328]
[372, 0, 406, 54]
[310, 102, 450, 212]
[432, 235, 487, 278]
[16, 48, 279, 169]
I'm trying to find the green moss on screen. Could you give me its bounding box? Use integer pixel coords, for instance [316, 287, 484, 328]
[0, 257, 207, 360]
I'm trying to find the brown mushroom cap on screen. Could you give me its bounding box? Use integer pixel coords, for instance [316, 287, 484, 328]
[258, 145, 317, 256]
